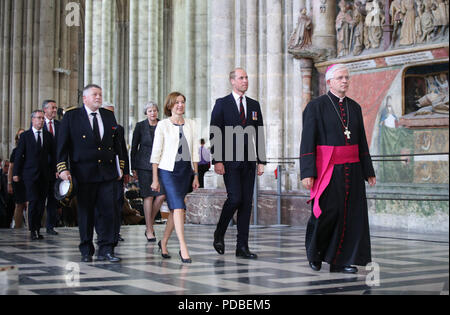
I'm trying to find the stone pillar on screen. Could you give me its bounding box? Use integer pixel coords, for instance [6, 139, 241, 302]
[245, 0, 259, 99]
[311, 0, 336, 57]
[194, 0, 209, 137]
[11, 0, 24, 137]
[209, 0, 234, 105]
[300, 58, 313, 110]
[136, 0, 149, 114]
[1, 0, 12, 154]
[129, 0, 138, 127]
[101, 0, 113, 103]
[266, 0, 284, 163]
[84, 0, 93, 84]
[90, 0, 102, 86]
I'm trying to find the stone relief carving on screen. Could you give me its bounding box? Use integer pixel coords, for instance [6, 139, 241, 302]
[330, 0, 449, 58]
[365, 0, 385, 49]
[391, 0, 449, 47]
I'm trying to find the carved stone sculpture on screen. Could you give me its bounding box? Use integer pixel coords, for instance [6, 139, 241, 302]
[365, 0, 385, 49]
[288, 8, 312, 50]
[399, 0, 416, 45]
[416, 0, 435, 43]
[336, 0, 353, 57]
[390, 0, 404, 46]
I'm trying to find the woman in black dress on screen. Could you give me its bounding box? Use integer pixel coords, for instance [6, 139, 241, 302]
[7, 129, 27, 228]
[131, 102, 166, 242]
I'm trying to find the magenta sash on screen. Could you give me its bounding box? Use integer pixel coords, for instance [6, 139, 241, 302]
[308, 145, 360, 219]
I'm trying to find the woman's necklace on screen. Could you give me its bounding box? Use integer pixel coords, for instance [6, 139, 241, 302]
[327, 94, 351, 140]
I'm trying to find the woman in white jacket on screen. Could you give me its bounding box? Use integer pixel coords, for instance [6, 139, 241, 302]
[151, 92, 199, 263]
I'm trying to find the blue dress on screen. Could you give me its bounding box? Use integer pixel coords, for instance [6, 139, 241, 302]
[159, 124, 193, 210]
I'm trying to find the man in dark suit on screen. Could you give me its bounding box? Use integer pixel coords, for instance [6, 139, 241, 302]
[13, 110, 55, 240]
[42, 100, 60, 235]
[102, 102, 130, 244]
[210, 68, 266, 259]
[57, 84, 125, 263]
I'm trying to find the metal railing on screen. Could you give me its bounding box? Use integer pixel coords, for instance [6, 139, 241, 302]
[252, 152, 449, 226]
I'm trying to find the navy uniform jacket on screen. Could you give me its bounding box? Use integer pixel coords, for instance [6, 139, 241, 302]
[210, 93, 266, 166]
[56, 106, 125, 184]
[13, 129, 55, 183]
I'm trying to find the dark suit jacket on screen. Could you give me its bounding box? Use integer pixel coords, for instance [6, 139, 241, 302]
[56, 106, 124, 184]
[130, 120, 157, 171]
[116, 124, 130, 176]
[210, 93, 266, 166]
[13, 129, 55, 183]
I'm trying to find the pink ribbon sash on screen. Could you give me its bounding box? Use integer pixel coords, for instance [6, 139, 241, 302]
[308, 145, 360, 218]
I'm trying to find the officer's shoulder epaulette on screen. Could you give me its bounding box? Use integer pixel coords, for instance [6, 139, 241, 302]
[64, 106, 79, 114]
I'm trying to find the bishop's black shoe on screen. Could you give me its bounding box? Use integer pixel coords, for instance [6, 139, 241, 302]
[330, 265, 358, 274]
[309, 261, 322, 271]
[235, 246, 258, 259]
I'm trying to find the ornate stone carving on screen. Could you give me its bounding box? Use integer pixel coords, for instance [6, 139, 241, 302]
[288, 8, 312, 50]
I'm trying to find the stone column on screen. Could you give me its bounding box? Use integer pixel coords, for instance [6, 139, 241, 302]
[101, 0, 113, 103]
[266, 0, 284, 163]
[311, 0, 336, 57]
[194, 0, 209, 137]
[84, 0, 93, 84]
[209, 0, 234, 105]
[90, 0, 102, 86]
[11, 0, 24, 135]
[129, 0, 139, 127]
[245, 0, 259, 99]
[1, 0, 11, 154]
[300, 58, 313, 110]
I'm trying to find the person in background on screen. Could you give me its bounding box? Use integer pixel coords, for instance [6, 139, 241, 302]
[42, 100, 60, 235]
[102, 102, 130, 243]
[131, 101, 166, 242]
[8, 129, 27, 229]
[13, 110, 55, 240]
[197, 139, 211, 188]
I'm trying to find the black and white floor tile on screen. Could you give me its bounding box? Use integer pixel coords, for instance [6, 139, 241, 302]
[0, 225, 448, 295]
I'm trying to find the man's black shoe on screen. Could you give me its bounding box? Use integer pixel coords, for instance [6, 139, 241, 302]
[235, 246, 258, 259]
[309, 261, 322, 271]
[47, 229, 58, 235]
[81, 255, 93, 263]
[330, 265, 358, 274]
[30, 231, 39, 241]
[213, 231, 225, 255]
[97, 253, 121, 263]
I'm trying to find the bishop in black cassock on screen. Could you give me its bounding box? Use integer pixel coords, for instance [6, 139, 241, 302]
[300, 64, 376, 274]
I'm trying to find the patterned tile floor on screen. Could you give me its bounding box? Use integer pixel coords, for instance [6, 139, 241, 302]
[0, 224, 448, 295]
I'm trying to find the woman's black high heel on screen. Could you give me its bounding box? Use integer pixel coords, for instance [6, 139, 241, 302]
[179, 251, 192, 264]
[145, 231, 156, 242]
[158, 241, 171, 259]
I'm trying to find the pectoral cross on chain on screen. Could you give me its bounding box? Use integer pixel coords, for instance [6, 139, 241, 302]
[344, 128, 351, 140]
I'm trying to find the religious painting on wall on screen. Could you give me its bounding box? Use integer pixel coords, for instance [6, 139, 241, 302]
[403, 62, 449, 115]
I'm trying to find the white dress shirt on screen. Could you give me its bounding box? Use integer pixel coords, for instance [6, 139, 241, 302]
[84, 105, 104, 140]
[232, 91, 247, 117]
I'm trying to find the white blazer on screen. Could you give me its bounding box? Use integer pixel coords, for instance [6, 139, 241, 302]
[150, 118, 200, 172]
